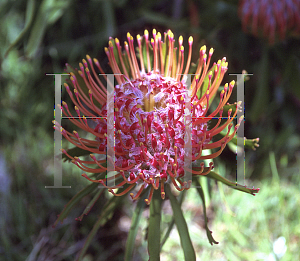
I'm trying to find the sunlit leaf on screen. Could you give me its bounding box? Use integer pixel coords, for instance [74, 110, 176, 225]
[195, 169, 260, 195]
[160, 190, 185, 250]
[165, 184, 196, 261]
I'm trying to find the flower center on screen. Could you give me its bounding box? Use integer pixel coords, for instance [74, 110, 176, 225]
[118, 71, 184, 113]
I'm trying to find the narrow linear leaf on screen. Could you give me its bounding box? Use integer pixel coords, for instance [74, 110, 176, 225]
[194, 178, 219, 245]
[53, 182, 99, 227]
[25, 3, 48, 58]
[160, 217, 175, 251]
[269, 151, 280, 182]
[76, 188, 104, 221]
[195, 169, 260, 195]
[5, 0, 36, 56]
[165, 185, 196, 261]
[160, 190, 185, 250]
[25, 0, 70, 58]
[76, 186, 127, 261]
[125, 193, 147, 261]
[148, 189, 162, 261]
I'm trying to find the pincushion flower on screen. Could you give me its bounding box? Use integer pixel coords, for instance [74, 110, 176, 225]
[54, 29, 242, 205]
[239, 0, 300, 44]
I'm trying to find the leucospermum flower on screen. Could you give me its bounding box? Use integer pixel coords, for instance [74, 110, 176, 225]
[239, 0, 300, 44]
[54, 29, 243, 205]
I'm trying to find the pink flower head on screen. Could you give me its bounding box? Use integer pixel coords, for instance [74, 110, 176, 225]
[55, 29, 242, 204]
[239, 0, 300, 44]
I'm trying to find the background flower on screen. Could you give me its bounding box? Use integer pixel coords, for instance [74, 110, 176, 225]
[239, 0, 300, 44]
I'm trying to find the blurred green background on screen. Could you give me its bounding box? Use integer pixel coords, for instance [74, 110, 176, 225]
[0, 0, 300, 260]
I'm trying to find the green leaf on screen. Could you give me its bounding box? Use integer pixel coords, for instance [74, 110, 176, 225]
[160, 190, 185, 250]
[269, 151, 280, 182]
[25, 4, 48, 58]
[76, 188, 105, 221]
[125, 193, 147, 261]
[165, 184, 196, 261]
[194, 178, 219, 245]
[25, 0, 70, 58]
[53, 182, 99, 227]
[5, 0, 36, 56]
[148, 189, 162, 261]
[194, 169, 260, 195]
[76, 186, 128, 261]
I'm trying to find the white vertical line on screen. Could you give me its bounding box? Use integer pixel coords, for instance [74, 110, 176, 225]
[46, 74, 71, 188]
[106, 74, 116, 187]
[229, 73, 252, 186]
[183, 74, 192, 187]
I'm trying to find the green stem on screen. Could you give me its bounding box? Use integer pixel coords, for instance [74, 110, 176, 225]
[148, 189, 162, 261]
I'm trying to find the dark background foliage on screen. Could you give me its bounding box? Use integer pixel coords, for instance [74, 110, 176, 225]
[1, 0, 300, 260]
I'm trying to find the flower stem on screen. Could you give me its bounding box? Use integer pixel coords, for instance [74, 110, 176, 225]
[148, 188, 162, 261]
